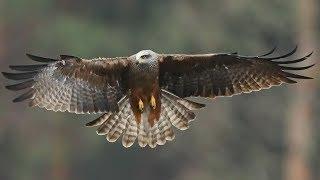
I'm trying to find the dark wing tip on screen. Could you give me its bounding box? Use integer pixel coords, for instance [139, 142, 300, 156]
[5, 80, 35, 91]
[265, 45, 298, 60]
[9, 64, 48, 71]
[284, 78, 298, 84]
[1, 71, 37, 80]
[2, 72, 18, 80]
[306, 51, 314, 57]
[273, 51, 314, 65]
[280, 64, 315, 71]
[283, 71, 313, 80]
[196, 102, 206, 109]
[26, 53, 57, 63]
[12, 89, 35, 103]
[1, 71, 8, 77]
[277, 48, 315, 81]
[85, 120, 98, 127]
[258, 45, 277, 57]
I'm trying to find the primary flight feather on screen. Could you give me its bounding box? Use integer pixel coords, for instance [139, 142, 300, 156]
[2, 47, 314, 148]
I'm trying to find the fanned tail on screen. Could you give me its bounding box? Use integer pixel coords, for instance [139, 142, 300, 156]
[86, 90, 205, 148]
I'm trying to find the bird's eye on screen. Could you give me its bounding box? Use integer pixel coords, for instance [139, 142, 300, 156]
[140, 54, 150, 59]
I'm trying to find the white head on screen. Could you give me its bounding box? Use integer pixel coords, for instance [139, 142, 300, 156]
[135, 50, 157, 64]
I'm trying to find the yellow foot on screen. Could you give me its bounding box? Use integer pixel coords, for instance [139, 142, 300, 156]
[138, 99, 144, 112]
[150, 95, 156, 109]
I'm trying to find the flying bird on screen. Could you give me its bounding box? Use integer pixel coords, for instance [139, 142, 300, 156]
[2, 47, 314, 148]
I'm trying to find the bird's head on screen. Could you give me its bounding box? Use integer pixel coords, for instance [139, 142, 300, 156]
[135, 50, 157, 64]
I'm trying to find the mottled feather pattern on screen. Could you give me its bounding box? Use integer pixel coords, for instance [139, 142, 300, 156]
[137, 120, 149, 147]
[162, 94, 192, 130]
[89, 90, 203, 148]
[95, 96, 131, 145]
[92, 96, 138, 147]
[31, 67, 120, 113]
[3, 54, 130, 113]
[110, 110, 131, 142]
[159, 47, 314, 98]
[122, 116, 138, 148]
[106, 104, 131, 142]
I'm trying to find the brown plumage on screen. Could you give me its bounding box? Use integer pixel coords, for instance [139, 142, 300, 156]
[2, 46, 314, 148]
[159, 46, 314, 98]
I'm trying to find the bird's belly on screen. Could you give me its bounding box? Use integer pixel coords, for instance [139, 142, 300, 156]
[129, 80, 161, 127]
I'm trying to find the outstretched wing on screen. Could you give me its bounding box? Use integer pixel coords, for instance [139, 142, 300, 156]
[159, 46, 314, 98]
[2, 54, 131, 114]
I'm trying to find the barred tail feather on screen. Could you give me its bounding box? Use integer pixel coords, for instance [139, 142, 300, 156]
[149, 122, 161, 147]
[106, 102, 131, 142]
[160, 117, 175, 141]
[155, 115, 167, 145]
[137, 120, 148, 147]
[86, 90, 205, 148]
[161, 90, 204, 130]
[162, 95, 191, 130]
[122, 117, 138, 148]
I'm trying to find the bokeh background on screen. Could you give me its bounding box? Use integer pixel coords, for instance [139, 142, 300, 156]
[0, 0, 319, 180]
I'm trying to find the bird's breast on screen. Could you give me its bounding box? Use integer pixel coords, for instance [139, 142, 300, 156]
[128, 61, 161, 126]
[129, 61, 159, 88]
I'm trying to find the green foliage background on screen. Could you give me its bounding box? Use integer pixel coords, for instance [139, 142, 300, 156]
[0, 0, 319, 180]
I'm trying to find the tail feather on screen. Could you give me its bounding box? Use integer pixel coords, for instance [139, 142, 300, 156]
[137, 122, 148, 147]
[155, 115, 167, 145]
[147, 129, 155, 148]
[162, 89, 205, 110]
[85, 112, 112, 127]
[85, 95, 129, 127]
[96, 96, 129, 135]
[96, 113, 118, 135]
[162, 97, 188, 130]
[122, 117, 138, 148]
[149, 122, 161, 147]
[163, 119, 175, 141]
[106, 102, 131, 142]
[87, 90, 206, 148]
[162, 91, 196, 130]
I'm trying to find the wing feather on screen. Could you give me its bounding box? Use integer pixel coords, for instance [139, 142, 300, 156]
[9, 64, 48, 71]
[5, 79, 35, 91]
[159, 46, 314, 98]
[3, 54, 131, 113]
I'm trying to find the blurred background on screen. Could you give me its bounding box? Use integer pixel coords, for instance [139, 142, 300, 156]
[0, 0, 319, 180]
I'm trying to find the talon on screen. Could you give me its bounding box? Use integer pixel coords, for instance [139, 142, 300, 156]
[150, 95, 156, 109]
[138, 99, 144, 112]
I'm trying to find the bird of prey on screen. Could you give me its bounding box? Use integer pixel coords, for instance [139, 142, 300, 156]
[2, 46, 314, 148]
